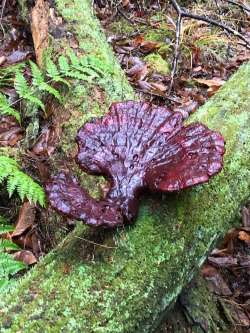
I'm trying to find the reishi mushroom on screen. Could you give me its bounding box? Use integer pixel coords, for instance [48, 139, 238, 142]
[46, 101, 225, 227]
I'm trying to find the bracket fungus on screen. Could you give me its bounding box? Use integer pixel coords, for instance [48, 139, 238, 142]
[46, 101, 225, 228]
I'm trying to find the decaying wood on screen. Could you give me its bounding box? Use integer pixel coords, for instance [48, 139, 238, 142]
[31, 0, 49, 67]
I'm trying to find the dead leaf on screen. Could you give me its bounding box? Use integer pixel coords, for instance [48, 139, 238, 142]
[127, 57, 148, 81]
[31, 0, 49, 67]
[14, 250, 37, 265]
[0, 116, 23, 147]
[32, 126, 59, 156]
[132, 35, 160, 53]
[238, 231, 250, 245]
[174, 100, 199, 119]
[12, 201, 36, 238]
[0, 56, 6, 66]
[194, 77, 226, 86]
[202, 264, 232, 296]
[194, 77, 226, 96]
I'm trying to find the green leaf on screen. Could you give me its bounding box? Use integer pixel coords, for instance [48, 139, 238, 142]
[0, 156, 46, 207]
[0, 278, 9, 290]
[39, 82, 62, 102]
[29, 61, 44, 87]
[58, 55, 70, 75]
[0, 252, 26, 276]
[0, 240, 21, 251]
[0, 93, 21, 123]
[0, 225, 14, 235]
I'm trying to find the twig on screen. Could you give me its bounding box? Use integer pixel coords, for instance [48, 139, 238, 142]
[182, 12, 250, 47]
[74, 236, 117, 249]
[168, 0, 250, 94]
[0, 0, 7, 35]
[168, 11, 182, 94]
[223, 0, 250, 13]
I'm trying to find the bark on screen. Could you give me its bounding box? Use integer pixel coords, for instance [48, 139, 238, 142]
[0, 0, 250, 332]
[160, 276, 232, 333]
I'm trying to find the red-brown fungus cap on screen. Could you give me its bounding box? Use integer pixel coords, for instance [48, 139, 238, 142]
[46, 172, 123, 228]
[75, 101, 225, 222]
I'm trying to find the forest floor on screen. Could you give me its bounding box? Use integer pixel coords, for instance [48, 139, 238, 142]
[0, 0, 250, 331]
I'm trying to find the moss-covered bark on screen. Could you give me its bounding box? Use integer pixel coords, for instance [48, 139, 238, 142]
[0, 0, 249, 332]
[161, 275, 231, 333]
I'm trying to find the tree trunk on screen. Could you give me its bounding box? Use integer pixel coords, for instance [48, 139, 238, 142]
[0, 0, 250, 332]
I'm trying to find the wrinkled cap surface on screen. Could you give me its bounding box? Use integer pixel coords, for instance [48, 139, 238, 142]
[75, 101, 225, 222]
[45, 172, 123, 228]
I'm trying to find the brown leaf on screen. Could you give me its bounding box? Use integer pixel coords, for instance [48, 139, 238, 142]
[194, 77, 225, 96]
[31, 0, 49, 67]
[13, 250, 37, 265]
[127, 57, 148, 81]
[202, 264, 232, 296]
[238, 231, 250, 245]
[12, 201, 36, 238]
[132, 36, 160, 53]
[174, 100, 199, 119]
[0, 116, 23, 147]
[32, 126, 59, 156]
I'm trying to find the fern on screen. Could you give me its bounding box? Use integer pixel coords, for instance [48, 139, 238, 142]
[15, 71, 45, 111]
[0, 52, 112, 124]
[0, 217, 26, 291]
[0, 93, 21, 123]
[0, 252, 26, 290]
[0, 239, 21, 251]
[0, 156, 46, 206]
[29, 61, 62, 102]
[46, 58, 70, 86]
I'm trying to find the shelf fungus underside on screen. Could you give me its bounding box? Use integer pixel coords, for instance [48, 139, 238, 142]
[46, 101, 225, 228]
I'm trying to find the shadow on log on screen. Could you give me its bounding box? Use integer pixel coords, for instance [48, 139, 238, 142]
[0, 0, 249, 332]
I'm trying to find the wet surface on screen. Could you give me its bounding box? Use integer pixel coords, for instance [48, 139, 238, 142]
[46, 101, 225, 227]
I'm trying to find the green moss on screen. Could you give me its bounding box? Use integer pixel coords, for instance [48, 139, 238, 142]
[0, 0, 249, 331]
[109, 18, 136, 35]
[144, 53, 170, 75]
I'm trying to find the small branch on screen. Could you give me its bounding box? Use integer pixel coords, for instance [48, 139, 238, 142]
[168, 11, 182, 94]
[182, 11, 250, 48]
[168, 0, 250, 94]
[0, 0, 7, 35]
[223, 0, 250, 13]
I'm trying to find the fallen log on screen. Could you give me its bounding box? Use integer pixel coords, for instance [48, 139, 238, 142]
[0, 0, 250, 332]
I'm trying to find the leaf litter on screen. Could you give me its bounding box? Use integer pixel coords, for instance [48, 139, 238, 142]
[0, 1, 249, 328]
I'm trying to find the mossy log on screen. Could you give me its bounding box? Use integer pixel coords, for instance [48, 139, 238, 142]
[0, 0, 250, 332]
[161, 275, 231, 333]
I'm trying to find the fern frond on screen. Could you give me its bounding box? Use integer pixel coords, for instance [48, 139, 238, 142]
[39, 82, 62, 101]
[0, 216, 14, 235]
[0, 156, 46, 206]
[0, 252, 25, 276]
[15, 71, 45, 111]
[46, 58, 69, 86]
[58, 55, 70, 75]
[0, 93, 21, 123]
[0, 278, 9, 290]
[29, 61, 44, 86]
[14, 71, 30, 97]
[0, 217, 25, 290]
[29, 61, 62, 102]
[0, 240, 21, 251]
